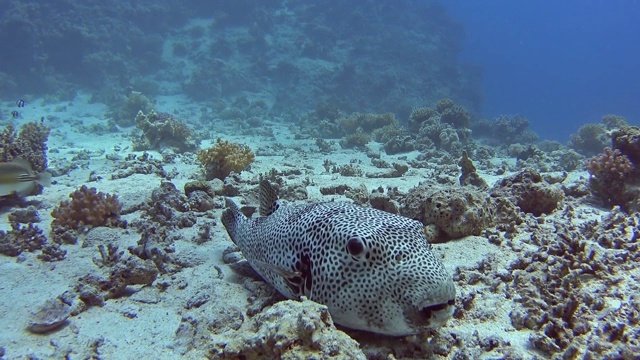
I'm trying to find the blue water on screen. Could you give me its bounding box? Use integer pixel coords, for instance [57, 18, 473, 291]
[442, 0, 640, 141]
[2, 1, 638, 143]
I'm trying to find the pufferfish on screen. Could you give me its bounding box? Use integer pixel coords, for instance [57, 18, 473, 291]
[221, 180, 455, 336]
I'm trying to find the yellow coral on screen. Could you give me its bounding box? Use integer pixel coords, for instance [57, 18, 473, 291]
[197, 138, 255, 180]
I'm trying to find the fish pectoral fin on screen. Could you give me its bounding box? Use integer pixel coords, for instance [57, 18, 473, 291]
[253, 259, 304, 288]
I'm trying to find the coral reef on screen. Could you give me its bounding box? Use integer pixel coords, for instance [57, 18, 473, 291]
[128, 225, 189, 274]
[383, 135, 415, 154]
[459, 151, 488, 188]
[1, 1, 481, 121]
[408, 106, 438, 133]
[413, 187, 492, 239]
[365, 163, 409, 178]
[211, 298, 366, 359]
[76, 244, 159, 304]
[197, 138, 255, 180]
[51, 185, 125, 231]
[339, 128, 371, 149]
[490, 168, 564, 216]
[8, 206, 40, 223]
[0, 222, 48, 257]
[437, 98, 471, 129]
[330, 164, 363, 177]
[401, 175, 515, 241]
[568, 122, 609, 157]
[134, 181, 197, 229]
[411, 99, 472, 154]
[601, 113, 628, 130]
[611, 125, 640, 164]
[111, 152, 168, 180]
[107, 91, 154, 127]
[336, 113, 378, 133]
[584, 147, 634, 207]
[506, 208, 640, 358]
[551, 148, 584, 172]
[0, 122, 50, 172]
[134, 110, 197, 152]
[472, 114, 537, 146]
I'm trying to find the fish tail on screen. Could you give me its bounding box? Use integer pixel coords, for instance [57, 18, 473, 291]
[221, 198, 248, 245]
[36, 171, 52, 187]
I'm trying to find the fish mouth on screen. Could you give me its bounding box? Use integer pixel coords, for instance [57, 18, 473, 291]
[418, 299, 455, 327]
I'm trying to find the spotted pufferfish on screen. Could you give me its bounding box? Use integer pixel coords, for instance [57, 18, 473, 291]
[221, 180, 455, 336]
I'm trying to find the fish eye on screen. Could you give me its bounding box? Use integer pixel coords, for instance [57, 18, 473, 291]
[346, 237, 365, 256]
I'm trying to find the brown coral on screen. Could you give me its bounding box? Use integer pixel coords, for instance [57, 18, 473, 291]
[134, 110, 196, 152]
[458, 151, 488, 188]
[51, 185, 125, 231]
[335, 112, 398, 134]
[584, 147, 634, 207]
[0, 122, 50, 172]
[507, 208, 640, 358]
[108, 91, 154, 127]
[197, 138, 255, 180]
[440, 104, 471, 129]
[490, 168, 564, 216]
[568, 122, 609, 156]
[611, 125, 640, 164]
[0, 222, 48, 256]
[408, 107, 437, 132]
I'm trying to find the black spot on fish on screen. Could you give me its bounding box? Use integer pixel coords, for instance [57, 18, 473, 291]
[16, 99, 25, 107]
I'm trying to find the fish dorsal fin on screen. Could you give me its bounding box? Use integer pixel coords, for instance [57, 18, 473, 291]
[259, 179, 280, 216]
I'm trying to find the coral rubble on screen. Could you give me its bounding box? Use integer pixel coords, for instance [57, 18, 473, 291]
[211, 298, 366, 359]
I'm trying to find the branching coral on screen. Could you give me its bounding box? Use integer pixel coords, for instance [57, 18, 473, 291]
[472, 114, 536, 145]
[339, 127, 371, 149]
[568, 123, 609, 157]
[506, 208, 640, 358]
[0, 222, 48, 257]
[197, 138, 255, 180]
[601, 114, 628, 130]
[440, 104, 471, 129]
[584, 147, 634, 207]
[412, 99, 473, 153]
[408, 107, 437, 132]
[0, 122, 51, 172]
[134, 110, 197, 152]
[51, 185, 125, 231]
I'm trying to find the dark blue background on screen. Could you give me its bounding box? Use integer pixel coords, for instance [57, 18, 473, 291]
[442, 0, 639, 141]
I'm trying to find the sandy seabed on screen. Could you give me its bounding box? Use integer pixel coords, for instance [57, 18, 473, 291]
[1, 93, 638, 360]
